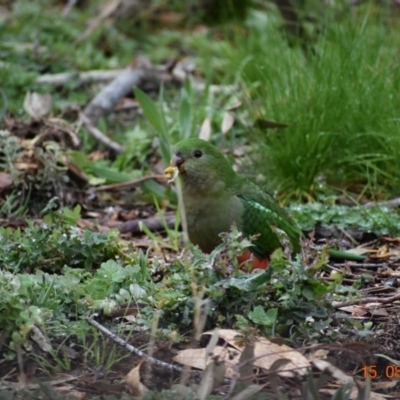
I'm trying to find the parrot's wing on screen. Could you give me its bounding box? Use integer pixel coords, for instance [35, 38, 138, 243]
[236, 182, 301, 258]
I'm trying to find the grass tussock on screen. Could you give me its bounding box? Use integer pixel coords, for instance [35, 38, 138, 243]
[223, 8, 400, 201]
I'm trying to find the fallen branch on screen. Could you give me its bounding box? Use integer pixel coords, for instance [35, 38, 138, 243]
[62, 0, 77, 18]
[119, 214, 176, 234]
[74, 0, 123, 45]
[331, 263, 386, 268]
[83, 67, 145, 125]
[36, 69, 127, 86]
[94, 174, 166, 191]
[364, 197, 400, 208]
[79, 112, 124, 153]
[333, 292, 400, 309]
[0, 375, 79, 391]
[87, 316, 183, 373]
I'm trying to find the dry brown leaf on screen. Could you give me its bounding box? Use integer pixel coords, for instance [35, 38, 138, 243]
[55, 390, 86, 400]
[204, 328, 240, 346]
[173, 346, 240, 378]
[345, 247, 371, 256]
[367, 307, 389, 317]
[125, 361, 149, 396]
[371, 380, 398, 391]
[197, 360, 226, 400]
[351, 306, 369, 317]
[307, 349, 329, 361]
[199, 117, 212, 141]
[221, 112, 235, 134]
[312, 359, 354, 385]
[88, 151, 107, 161]
[227, 100, 242, 111]
[230, 384, 265, 400]
[204, 329, 310, 377]
[319, 387, 387, 400]
[382, 236, 400, 243]
[14, 162, 38, 170]
[30, 326, 53, 352]
[0, 172, 12, 193]
[157, 12, 184, 25]
[251, 337, 309, 377]
[369, 245, 396, 259]
[23, 92, 52, 120]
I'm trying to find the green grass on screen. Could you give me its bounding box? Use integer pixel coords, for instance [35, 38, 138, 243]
[214, 7, 400, 201]
[5, 2, 400, 206]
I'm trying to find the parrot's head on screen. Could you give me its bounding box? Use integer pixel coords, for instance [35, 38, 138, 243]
[166, 138, 237, 195]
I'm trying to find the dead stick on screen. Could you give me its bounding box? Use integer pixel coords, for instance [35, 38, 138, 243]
[333, 292, 400, 309]
[83, 67, 144, 125]
[87, 316, 183, 373]
[79, 112, 124, 153]
[94, 174, 166, 191]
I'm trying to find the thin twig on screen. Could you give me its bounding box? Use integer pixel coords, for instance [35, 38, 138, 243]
[79, 112, 124, 153]
[0, 375, 79, 390]
[74, 0, 123, 45]
[36, 69, 127, 85]
[333, 292, 400, 309]
[119, 214, 176, 234]
[338, 228, 359, 245]
[87, 316, 183, 373]
[331, 263, 388, 268]
[93, 174, 166, 191]
[83, 67, 144, 125]
[364, 197, 400, 208]
[62, 0, 77, 18]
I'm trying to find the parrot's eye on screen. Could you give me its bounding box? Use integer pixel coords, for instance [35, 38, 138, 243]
[193, 150, 203, 158]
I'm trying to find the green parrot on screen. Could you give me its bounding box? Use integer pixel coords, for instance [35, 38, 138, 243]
[165, 138, 302, 269]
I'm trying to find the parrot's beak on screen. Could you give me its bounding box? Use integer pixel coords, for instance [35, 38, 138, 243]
[171, 153, 184, 168]
[164, 152, 184, 182]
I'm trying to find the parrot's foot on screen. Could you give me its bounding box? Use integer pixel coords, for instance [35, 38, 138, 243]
[237, 249, 270, 271]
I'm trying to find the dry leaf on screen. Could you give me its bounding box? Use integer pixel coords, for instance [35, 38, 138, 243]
[307, 349, 329, 361]
[221, 112, 235, 134]
[125, 361, 149, 396]
[238, 345, 255, 384]
[345, 247, 371, 256]
[0, 172, 12, 193]
[30, 326, 52, 352]
[227, 100, 242, 111]
[199, 117, 211, 141]
[204, 329, 310, 377]
[312, 359, 354, 385]
[230, 384, 265, 400]
[197, 360, 226, 400]
[319, 387, 387, 400]
[173, 346, 240, 378]
[23, 92, 52, 120]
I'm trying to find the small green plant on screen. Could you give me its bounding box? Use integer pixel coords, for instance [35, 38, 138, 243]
[290, 202, 400, 236]
[81, 328, 132, 371]
[0, 206, 123, 273]
[134, 80, 197, 165]
[139, 200, 182, 251]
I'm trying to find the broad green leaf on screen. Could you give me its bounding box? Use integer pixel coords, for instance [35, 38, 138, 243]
[134, 88, 167, 137]
[248, 306, 278, 327]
